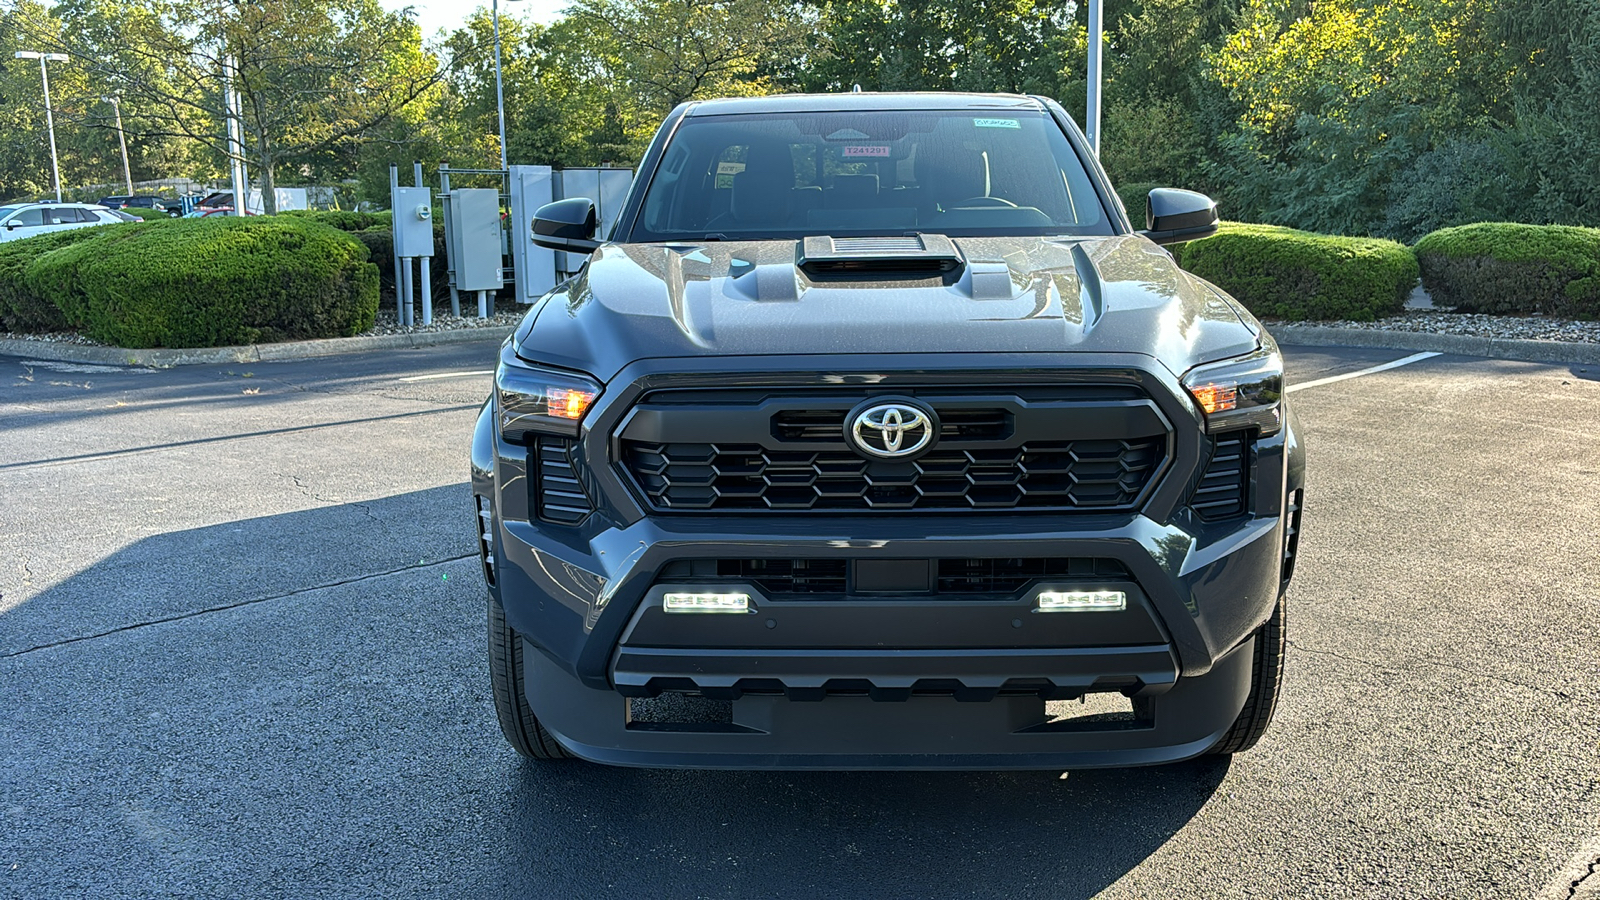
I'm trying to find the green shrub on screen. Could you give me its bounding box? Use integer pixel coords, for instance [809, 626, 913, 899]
[284, 209, 393, 232]
[1413, 223, 1600, 318]
[357, 225, 452, 303]
[120, 207, 168, 221]
[1174, 222, 1418, 321]
[0, 227, 118, 332]
[22, 217, 379, 348]
[1114, 182, 1163, 226]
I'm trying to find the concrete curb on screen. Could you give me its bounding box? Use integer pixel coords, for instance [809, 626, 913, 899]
[1271, 325, 1600, 366]
[0, 326, 515, 368]
[4, 322, 1597, 369]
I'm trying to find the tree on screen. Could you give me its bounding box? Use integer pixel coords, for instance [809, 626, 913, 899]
[801, 0, 1084, 99]
[8, 0, 448, 212]
[569, 0, 810, 114]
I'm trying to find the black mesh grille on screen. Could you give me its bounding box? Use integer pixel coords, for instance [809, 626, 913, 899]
[1193, 432, 1249, 520]
[658, 559, 849, 595]
[536, 436, 593, 525]
[622, 438, 1165, 513]
[656, 557, 1131, 598]
[936, 557, 1131, 594]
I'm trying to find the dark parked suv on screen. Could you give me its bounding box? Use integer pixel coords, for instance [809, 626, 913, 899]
[473, 92, 1305, 769]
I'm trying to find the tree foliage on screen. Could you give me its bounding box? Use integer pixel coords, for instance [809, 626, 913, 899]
[0, 0, 1596, 239]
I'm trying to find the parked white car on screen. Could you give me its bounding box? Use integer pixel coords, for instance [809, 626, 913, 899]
[0, 202, 136, 243]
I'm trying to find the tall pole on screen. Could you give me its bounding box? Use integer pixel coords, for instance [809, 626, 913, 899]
[15, 51, 69, 202]
[1086, 0, 1102, 156]
[493, 0, 508, 170]
[223, 55, 247, 216]
[105, 96, 134, 195]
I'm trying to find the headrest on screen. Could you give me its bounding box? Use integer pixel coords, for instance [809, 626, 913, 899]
[827, 173, 880, 207]
[730, 146, 793, 224]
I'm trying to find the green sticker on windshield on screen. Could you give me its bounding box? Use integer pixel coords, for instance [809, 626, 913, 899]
[974, 118, 1021, 129]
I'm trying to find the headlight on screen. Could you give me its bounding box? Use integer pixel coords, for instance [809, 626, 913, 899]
[1181, 346, 1282, 436]
[496, 359, 602, 442]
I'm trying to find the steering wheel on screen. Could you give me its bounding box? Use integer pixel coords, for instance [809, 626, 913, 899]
[946, 196, 1018, 209]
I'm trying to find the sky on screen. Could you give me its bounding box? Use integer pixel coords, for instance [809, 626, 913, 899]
[381, 0, 569, 41]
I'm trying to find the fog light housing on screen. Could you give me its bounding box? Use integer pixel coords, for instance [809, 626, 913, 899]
[663, 592, 751, 614]
[1036, 590, 1126, 612]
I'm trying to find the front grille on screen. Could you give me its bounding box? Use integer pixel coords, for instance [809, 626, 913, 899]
[622, 438, 1165, 512]
[535, 436, 593, 525]
[656, 557, 1130, 598]
[1192, 432, 1249, 520]
[772, 408, 1009, 442]
[936, 557, 1130, 594]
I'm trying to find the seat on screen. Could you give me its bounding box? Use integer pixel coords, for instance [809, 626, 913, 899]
[706, 145, 794, 231]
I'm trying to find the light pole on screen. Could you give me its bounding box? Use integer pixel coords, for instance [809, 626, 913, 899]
[491, 0, 524, 170]
[492, 0, 508, 170]
[14, 50, 70, 202]
[102, 95, 134, 196]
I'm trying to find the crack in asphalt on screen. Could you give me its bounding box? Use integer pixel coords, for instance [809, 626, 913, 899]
[1287, 639, 1573, 702]
[0, 554, 475, 661]
[277, 473, 390, 530]
[1570, 855, 1600, 900]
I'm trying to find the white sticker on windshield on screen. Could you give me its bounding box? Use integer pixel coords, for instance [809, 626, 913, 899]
[974, 118, 1021, 129]
[842, 145, 891, 158]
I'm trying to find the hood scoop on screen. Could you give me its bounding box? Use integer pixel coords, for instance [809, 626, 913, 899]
[798, 234, 964, 277]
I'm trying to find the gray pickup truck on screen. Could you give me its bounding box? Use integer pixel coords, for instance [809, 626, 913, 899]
[471, 91, 1305, 769]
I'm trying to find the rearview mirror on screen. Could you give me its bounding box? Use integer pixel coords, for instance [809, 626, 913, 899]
[532, 198, 600, 253]
[1137, 188, 1219, 245]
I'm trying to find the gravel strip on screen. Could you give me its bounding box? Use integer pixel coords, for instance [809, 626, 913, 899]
[1261, 310, 1600, 344]
[362, 310, 524, 336]
[7, 309, 1597, 349]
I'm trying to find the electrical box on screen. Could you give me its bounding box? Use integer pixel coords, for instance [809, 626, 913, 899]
[392, 187, 434, 257]
[449, 188, 505, 291]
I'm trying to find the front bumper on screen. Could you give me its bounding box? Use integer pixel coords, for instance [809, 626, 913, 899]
[473, 352, 1302, 769]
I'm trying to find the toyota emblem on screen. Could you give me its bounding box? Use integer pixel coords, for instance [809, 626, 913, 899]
[849, 401, 937, 459]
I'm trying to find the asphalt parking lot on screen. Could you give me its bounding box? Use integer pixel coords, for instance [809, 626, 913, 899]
[2, 340, 1597, 899]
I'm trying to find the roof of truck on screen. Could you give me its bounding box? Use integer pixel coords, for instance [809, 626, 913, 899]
[682, 92, 1047, 117]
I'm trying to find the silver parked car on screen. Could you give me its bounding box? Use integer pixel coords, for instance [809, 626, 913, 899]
[0, 202, 137, 243]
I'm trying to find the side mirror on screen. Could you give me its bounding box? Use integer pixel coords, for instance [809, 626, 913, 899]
[1137, 188, 1219, 245]
[4, 221, 16, 230]
[532, 198, 600, 253]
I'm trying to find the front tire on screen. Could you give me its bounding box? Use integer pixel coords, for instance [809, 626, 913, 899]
[1207, 591, 1287, 755]
[488, 594, 574, 760]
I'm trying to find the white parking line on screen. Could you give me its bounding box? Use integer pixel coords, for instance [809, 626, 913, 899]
[396, 370, 495, 383]
[1286, 351, 1441, 393]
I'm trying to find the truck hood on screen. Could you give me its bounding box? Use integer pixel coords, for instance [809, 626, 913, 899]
[518, 235, 1258, 382]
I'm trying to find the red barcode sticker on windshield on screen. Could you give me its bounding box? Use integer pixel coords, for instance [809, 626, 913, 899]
[842, 145, 891, 158]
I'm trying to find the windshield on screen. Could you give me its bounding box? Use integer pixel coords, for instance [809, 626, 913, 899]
[0, 206, 20, 220]
[630, 110, 1113, 242]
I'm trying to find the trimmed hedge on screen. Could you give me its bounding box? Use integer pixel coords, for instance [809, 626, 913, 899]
[121, 207, 168, 221]
[284, 209, 393, 232]
[1174, 223, 1417, 321]
[1114, 182, 1163, 226]
[356, 225, 452, 301]
[9, 217, 379, 347]
[0, 226, 117, 332]
[1414, 223, 1600, 318]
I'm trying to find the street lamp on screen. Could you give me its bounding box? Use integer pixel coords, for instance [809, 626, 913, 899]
[14, 50, 70, 202]
[102, 95, 134, 196]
